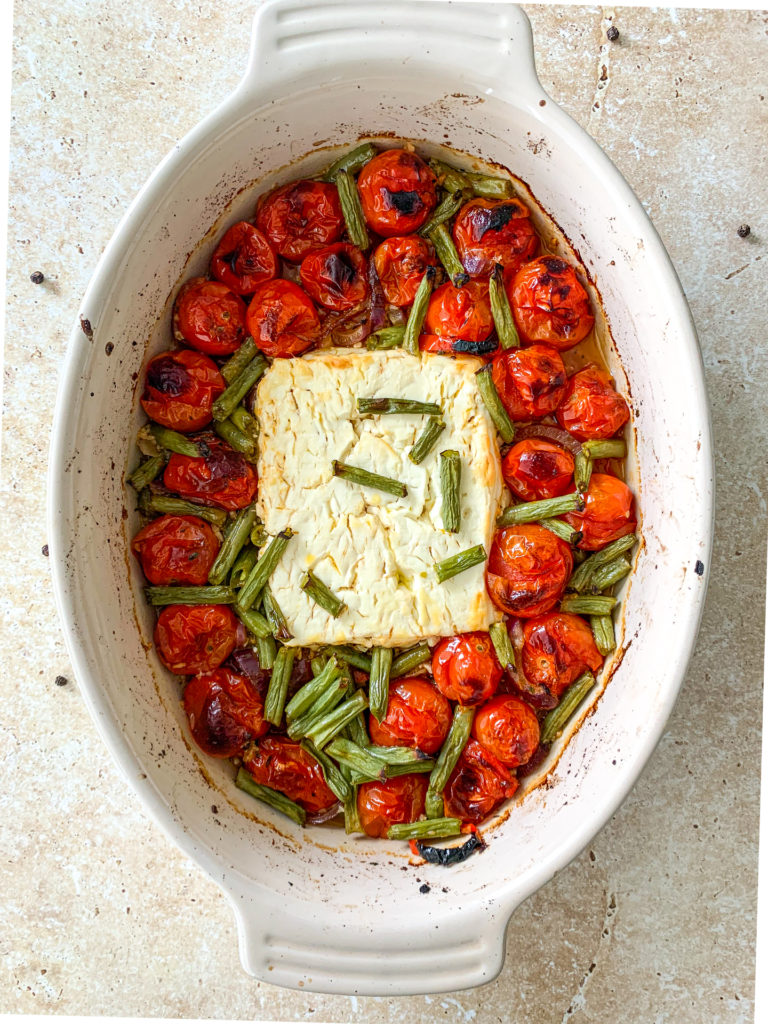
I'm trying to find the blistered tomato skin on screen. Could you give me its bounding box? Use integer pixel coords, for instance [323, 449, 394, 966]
[471, 694, 541, 768]
[564, 473, 637, 551]
[255, 180, 345, 261]
[131, 514, 220, 585]
[357, 149, 438, 237]
[174, 278, 248, 356]
[182, 668, 269, 758]
[368, 677, 452, 755]
[491, 344, 568, 420]
[163, 436, 258, 511]
[210, 221, 278, 294]
[556, 365, 630, 441]
[140, 349, 225, 433]
[486, 524, 573, 618]
[246, 279, 321, 358]
[154, 605, 240, 675]
[442, 738, 518, 825]
[357, 774, 429, 838]
[452, 198, 539, 279]
[373, 236, 439, 307]
[242, 737, 337, 815]
[419, 280, 496, 356]
[521, 613, 603, 700]
[299, 243, 369, 311]
[510, 256, 594, 350]
[432, 633, 503, 707]
[502, 438, 575, 502]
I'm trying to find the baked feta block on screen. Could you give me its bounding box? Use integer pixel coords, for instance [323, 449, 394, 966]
[254, 348, 503, 648]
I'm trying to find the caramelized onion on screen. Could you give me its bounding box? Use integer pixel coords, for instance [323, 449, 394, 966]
[512, 423, 582, 456]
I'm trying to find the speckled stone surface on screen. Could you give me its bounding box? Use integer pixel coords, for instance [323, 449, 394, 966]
[2, 4, 764, 1021]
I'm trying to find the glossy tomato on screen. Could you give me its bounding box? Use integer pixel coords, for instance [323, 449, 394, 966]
[471, 694, 540, 767]
[486, 524, 573, 617]
[246, 279, 321, 358]
[556, 365, 630, 441]
[373, 235, 438, 307]
[242, 737, 337, 815]
[210, 221, 278, 294]
[442, 738, 518, 825]
[154, 604, 241, 675]
[491, 344, 567, 420]
[182, 668, 269, 758]
[357, 774, 428, 838]
[564, 473, 637, 550]
[163, 436, 258, 511]
[501, 438, 575, 502]
[140, 349, 225, 433]
[510, 256, 594, 349]
[452, 198, 538, 278]
[173, 277, 247, 356]
[255, 180, 345, 261]
[357, 148, 437, 237]
[131, 514, 220, 585]
[368, 676, 452, 755]
[521, 612, 603, 700]
[419, 280, 495, 356]
[299, 243, 369, 311]
[431, 632, 502, 706]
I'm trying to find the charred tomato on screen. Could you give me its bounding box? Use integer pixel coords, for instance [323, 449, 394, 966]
[501, 438, 575, 502]
[373, 235, 439, 307]
[210, 221, 278, 294]
[131, 514, 220, 585]
[163, 435, 258, 511]
[419, 279, 495, 356]
[357, 148, 437, 237]
[491, 344, 567, 420]
[564, 473, 637, 550]
[367, 676, 452, 755]
[173, 277, 247, 356]
[442, 738, 518, 825]
[357, 774, 429, 838]
[243, 737, 338, 815]
[556, 365, 630, 441]
[299, 243, 369, 311]
[255, 180, 345, 261]
[471, 694, 540, 768]
[154, 605, 241, 675]
[452, 198, 538, 278]
[486, 524, 573, 617]
[521, 612, 604, 700]
[182, 668, 269, 758]
[510, 256, 594, 349]
[431, 632, 502, 707]
[246, 279, 321, 358]
[140, 349, 225, 433]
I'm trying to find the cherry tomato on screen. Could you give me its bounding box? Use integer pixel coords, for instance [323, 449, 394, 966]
[299, 243, 369, 311]
[368, 677, 452, 755]
[521, 612, 604, 700]
[357, 148, 437, 237]
[564, 473, 637, 550]
[431, 632, 502, 706]
[210, 221, 278, 294]
[501, 438, 575, 501]
[246, 279, 321, 358]
[182, 668, 269, 758]
[131, 514, 220, 585]
[357, 774, 428, 838]
[164, 436, 258, 511]
[491, 344, 567, 420]
[486, 524, 573, 617]
[373, 235, 439, 307]
[255, 180, 345, 262]
[419, 280, 495, 356]
[242, 736, 337, 814]
[451, 198, 538, 278]
[510, 256, 594, 349]
[140, 349, 225, 433]
[154, 605, 240, 675]
[471, 694, 540, 768]
[173, 277, 247, 356]
[556, 365, 630, 441]
[442, 738, 518, 825]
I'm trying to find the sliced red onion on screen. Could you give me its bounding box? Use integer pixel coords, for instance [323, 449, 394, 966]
[512, 423, 582, 456]
[305, 801, 343, 825]
[367, 258, 387, 333]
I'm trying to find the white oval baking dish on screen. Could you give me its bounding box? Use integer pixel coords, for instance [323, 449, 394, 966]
[48, 0, 713, 996]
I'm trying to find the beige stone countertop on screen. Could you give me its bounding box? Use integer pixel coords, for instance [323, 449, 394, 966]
[2, 3, 765, 1021]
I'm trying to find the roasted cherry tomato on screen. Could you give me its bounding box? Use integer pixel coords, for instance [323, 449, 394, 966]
[131, 514, 220, 585]
[491, 344, 567, 420]
[246, 279, 321, 358]
[210, 221, 278, 294]
[502, 438, 575, 502]
[243, 736, 337, 815]
[431, 632, 502, 707]
[368, 676, 452, 755]
[556, 365, 630, 441]
[451, 198, 538, 278]
[140, 349, 225, 433]
[442, 738, 518, 825]
[471, 694, 540, 768]
[164, 436, 258, 511]
[173, 277, 247, 356]
[521, 612, 604, 700]
[486, 524, 573, 617]
[154, 605, 241, 675]
[373, 235, 439, 307]
[182, 668, 269, 758]
[357, 148, 437, 237]
[357, 774, 429, 838]
[564, 473, 637, 550]
[255, 180, 344, 262]
[510, 256, 594, 349]
[419, 280, 495, 356]
[299, 243, 369, 311]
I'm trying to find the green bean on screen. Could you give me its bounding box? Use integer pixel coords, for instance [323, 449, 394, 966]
[489, 264, 520, 349]
[559, 595, 616, 616]
[319, 142, 377, 182]
[287, 678, 349, 740]
[434, 544, 486, 584]
[489, 620, 515, 672]
[264, 646, 295, 726]
[582, 439, 627, 460]
[212, 352, 269, 423]
[306, 691, 369, 750]
[496, 493, 583, 528]
[540, 518, 583, 546]
[220, 337, 257, 383]
[255, 634, 276, 670]
[229, 545, 259, 589]
[475, 365, 515, 443]
[335, 169, 369, 250]
[301, 740, 351, 803]
[387, 818, 462, 841]
[262, 584, 293, 641]
[383, 760, 435, 779]
[408, 417, 446, 465]
[391, 642, 431, 678]
[326, 645, 372, 673]
[214, 418, 257, 458]
[366, 325, 406, 350]
[207, 505, 258, 585]
[285, 657, 341, 721]
[357, 397, 442, 416]
[344, 787, 362, 834]
[325, 738, 388, 781]
[465, 171, 515, 199]
[233, 604, 272, 639]
[540, 671, 596, 745]
[590, 555, 632, 593]
[428, 223, 468, 287]
[236, 530, 294, 611]
[144, 585, 235, 606]
[425, 705, 475, 818]
[147, 424, 199, 457]
[428, 158, 471, 194]
[403, 266, 436, 355]
[590, 614, 615, 656]
[137, 493, 228, 527]
[332, 460, 407, 498]
[368, 647, 393, 722]
[567, 534, 638, 593]
[367, 745, 432, 766]
[128, 455, 164, 492]
[439, 450, 461, 533]
[302, 570, 346, 617]
[574, 450, 592, 493]
[344, 702, 370, 748]
[230, 404, 259, 442]
[419, 188, 471, 237]
[235, 768, 306, 826]
[310, 655, 328, 678]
